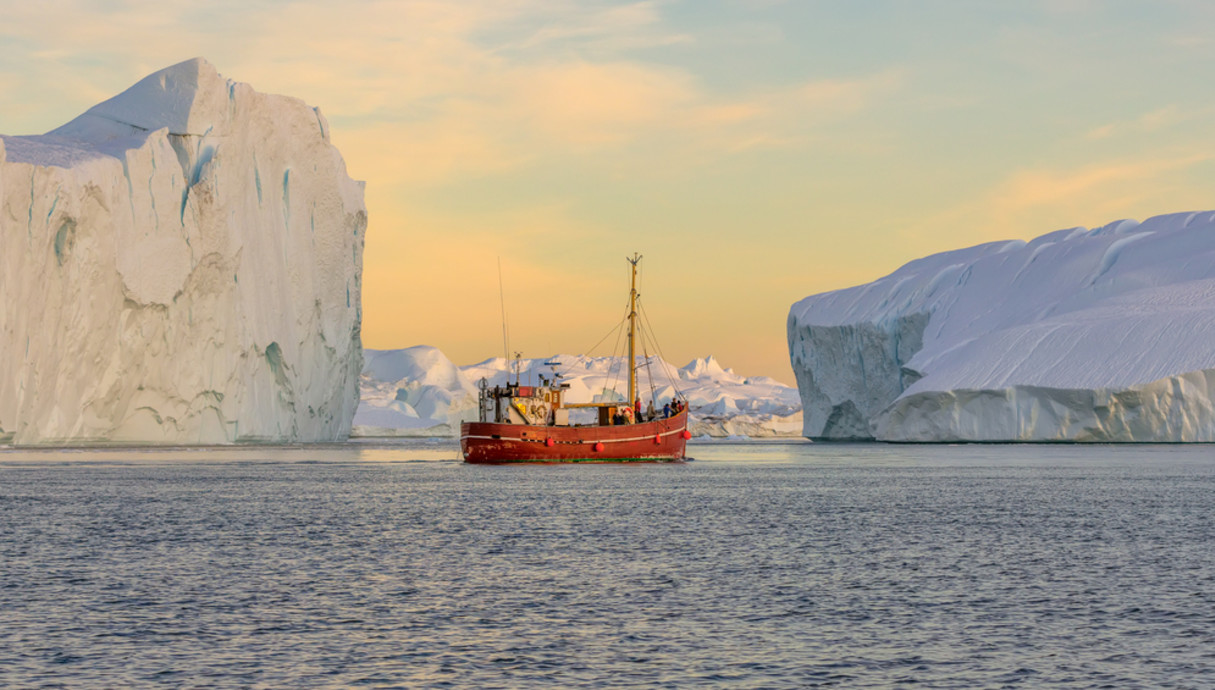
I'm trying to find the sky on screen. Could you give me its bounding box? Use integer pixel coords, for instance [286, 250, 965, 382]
[3, 1, 1215, 384]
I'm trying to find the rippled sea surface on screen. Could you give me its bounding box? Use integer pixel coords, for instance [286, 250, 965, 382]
[3, 441, 1215, 688]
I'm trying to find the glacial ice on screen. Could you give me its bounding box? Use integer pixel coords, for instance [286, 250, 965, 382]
[353, 349, 803, 438]
[354, 347, 479, 437]
[787, 211, 1215, 442]
[0, 58, 366, 445]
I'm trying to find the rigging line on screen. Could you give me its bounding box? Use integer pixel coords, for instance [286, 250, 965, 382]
[638, 297, 686, 400]
[554, 314, 628, 382]
[608, 299, 632, 398]
[640, 318, 680, 400]
[497, 257, 510, 365]
[635, 318, 654, 399]
[639, 331, 658, 408]
[583, 319, 630, 360]
[600, 318, 628, 397]
[605, 295, 632, 399]
[636, 316, 660, 390]
[653, 351, 686, 404]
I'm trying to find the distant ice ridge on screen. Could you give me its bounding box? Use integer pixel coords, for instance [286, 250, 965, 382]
[352, 348, 802, 438]
[0, 58, 366, 445]
[788, 211, 1215, 442]
[353, 347, 480, 437]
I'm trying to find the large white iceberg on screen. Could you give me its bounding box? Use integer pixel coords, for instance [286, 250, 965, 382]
[788, 211, 1215, 442]
[353, 349, 803, 438]
[0, 58, 366, 445]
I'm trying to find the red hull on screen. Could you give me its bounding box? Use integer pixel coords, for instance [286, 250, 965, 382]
[461, 410, 688, 464]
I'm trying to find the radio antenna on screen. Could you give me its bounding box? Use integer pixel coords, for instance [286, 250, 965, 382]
[498, 257, 511, 367]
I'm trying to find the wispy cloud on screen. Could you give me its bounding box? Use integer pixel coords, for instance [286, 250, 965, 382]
[29, 0, 1203, 383]
[992, 153, 1211, 211]
[1085, 105, 1190, 140]
[498, 1, 692, 53]
[1, 0, 902, 171]
[904, 151, 1215, 250]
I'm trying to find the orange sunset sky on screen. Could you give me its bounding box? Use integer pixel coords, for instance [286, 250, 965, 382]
[5, 1, 1215, 383]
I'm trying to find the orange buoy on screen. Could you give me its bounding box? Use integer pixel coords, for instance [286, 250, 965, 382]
[545, 437, 555, 447]
[593, 442, 604, 452]
[653, 434, 661, 444]
[681, 430, 692, 440]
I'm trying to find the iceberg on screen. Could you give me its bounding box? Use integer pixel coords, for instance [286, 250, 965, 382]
[788, 212, 1215, 442]
[353, 349, 803, 438]
[0, 58, 366, 445]
[353, 347, 478, 437]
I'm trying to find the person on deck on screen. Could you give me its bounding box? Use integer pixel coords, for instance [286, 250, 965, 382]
[646, 401, 656, 421]
[663, 401, 672, 418]
[634, 398, 641, 421]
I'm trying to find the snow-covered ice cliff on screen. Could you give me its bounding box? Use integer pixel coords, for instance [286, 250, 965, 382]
[0, 58, 366, 445]
[353, 348, 802, 438]
[788, 212, 1215, 442]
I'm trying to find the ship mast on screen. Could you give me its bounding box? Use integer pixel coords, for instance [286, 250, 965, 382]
[627, 253, 641, 408]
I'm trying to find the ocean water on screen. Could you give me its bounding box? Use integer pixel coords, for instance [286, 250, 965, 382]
[2, 441, 1215, 688]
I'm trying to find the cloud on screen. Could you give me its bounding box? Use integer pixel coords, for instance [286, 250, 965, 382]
[992, 153, 1211, 211]
[1170, 34, 1212, 50]
[0, 0, 907, 196]
[0, 0, 907, 384]
[500, 1, 692, 53]
[275, 3, 901, 185]
[1084, 105, 1189, 141]
[507, 60, 698, 148]
[903, 152, 1215, 249]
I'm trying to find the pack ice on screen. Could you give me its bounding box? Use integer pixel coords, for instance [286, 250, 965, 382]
[353, 347, 803, 438]
[788, 212, 1215, 442]
[0, 58, 366, 444]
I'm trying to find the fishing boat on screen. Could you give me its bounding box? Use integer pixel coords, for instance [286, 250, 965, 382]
[460, 254, 691, 464]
